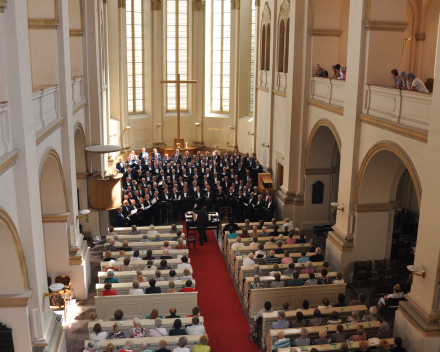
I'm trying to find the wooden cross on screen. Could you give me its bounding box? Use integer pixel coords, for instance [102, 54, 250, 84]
[160, 73, 197, 139]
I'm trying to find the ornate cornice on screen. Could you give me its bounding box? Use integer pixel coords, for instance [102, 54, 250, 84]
[353, 202, 399, 213]
[118, 0, 126, 8]
[70, 29, 84, 37]
[28, 18, 59, 30]
[151, 0, 163, 10]
[365, 21, 409, 32]
[42, 212, 70, 223]
[310, 29, 343, 37]
[308, 98, 344, 116]
[231, 0, 240, 10]
[0, 0, 7, 13]
[193, 0, 204, 11]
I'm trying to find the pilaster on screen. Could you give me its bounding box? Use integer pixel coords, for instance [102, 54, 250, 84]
[192, 0, 204, 145]
[119, 0, 129, 149]
[229, 0, 240, 149]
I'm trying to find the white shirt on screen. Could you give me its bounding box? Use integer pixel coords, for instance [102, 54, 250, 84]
[149, 327, 168, 337]
[177, 263, 192, 270]
[269, 270, 282, 276]
[130, 256, 142, 261]
[173, 348, 190, 352]
[231, 242, 242, 250]
[333, 279, 344, 284]
[284, 223, 294, 229]
[249, 242, 259, 247]
[129, 288, 144, 295]
[181, 275, 193, 281]
[255, 250, 266, 257]
[243, 258, 256, 266]
[89, 331, 108, 340]
[410, 77, 429, 92]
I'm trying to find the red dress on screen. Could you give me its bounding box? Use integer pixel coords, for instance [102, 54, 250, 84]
[101, 289, 117, 296]
[181, 287, 196, 292]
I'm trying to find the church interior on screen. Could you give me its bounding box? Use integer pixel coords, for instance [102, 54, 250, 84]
[1, 0, 440, 351]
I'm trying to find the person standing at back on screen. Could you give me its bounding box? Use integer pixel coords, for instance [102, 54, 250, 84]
[194, 205, 209, 245]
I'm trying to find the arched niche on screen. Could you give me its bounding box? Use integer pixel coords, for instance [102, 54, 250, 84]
[39, 149, 68, 215]
[74, 123, 88, 173]
[0, 209, 29, 294]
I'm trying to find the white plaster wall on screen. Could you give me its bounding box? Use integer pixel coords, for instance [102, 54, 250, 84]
[128, 115, 153, 150]
[43, 222, 70, 281]
[368, 0, 407, 22]
[70, 247, 91, 300]
[29, 30, 58, 89]
[303, 173, 332, 227]
[255, 90, 271, 165]
[237, 116, 254, 154]
[421, 0, 440, 81]
[0, 167, 19, 228]
[68, 0, 82, 29]
[337, 0, 350, 66]
[203, 117, 233, 149]
[272, 94, 287, 162]
[0, 17, 9, 102]
[312, 37, 340, 74]
[70, 37, 83, 78]
[36, 128, 64, 168]
[0, 307, 33, 352]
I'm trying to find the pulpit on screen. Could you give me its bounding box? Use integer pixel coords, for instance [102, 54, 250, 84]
[258, 173, 275, 195]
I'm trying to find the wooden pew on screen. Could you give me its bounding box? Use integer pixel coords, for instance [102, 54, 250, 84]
[102, 249, 188, 259]
[98, 269, 193, 283]
[111, 225, 183, 234]
[100, 258, 191, 271]
[227, 235, 300, 248]
[106, 233, 181, 243]
[222, 221, 291, 232]
[222, 230, 299, 250]
[88, 317, 204, 335]
[96, 279, 196, 295]
[95, 291, 198, 319]
[247, 283, 346, 318]
[102, 240, 186, 251]
[84, 335, 204, 351]
[242, 272, 337, 296]
[261, 305, 368, 343]
[276, 338, 395, 352]
[266, 321, 382, 352]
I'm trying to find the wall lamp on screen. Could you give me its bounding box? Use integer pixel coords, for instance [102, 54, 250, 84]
[260, 142, 269, 148]
[194, 122, 200, 127]
[330, 202, 344, 212]
[123, 126, 131, 131]
[109, 133, 117, 138]
[76, 209, 91, 220]
[407, 265, 426, 279]
[157, 122, 163, 127]
[227, 125, 235, 130]
[246, 130, 254, 136]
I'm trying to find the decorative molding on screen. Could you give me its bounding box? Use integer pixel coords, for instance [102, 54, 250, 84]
[310, 29, 343, 37]
[353, 202, 399, 213]
[365, 21, 409, 32]
[42, 212, 70, 223]
[366, 0, 372, 21]
[359, 113, 428, 144]
[261, 1, 270, 25]
[231, 0, 240, 10]
[0, 0, 7, 13]
[0, 290, 32, 308]
[415, 32, 426, 41]
[73, 100, 87, 114]
[308, 98, 344, 116]
[273, 89, 287, 98]
[327, 226, 354, 252]
[70, 29, 84, 37]
[274, 149, 284, 162]
[118, 0, 126, 7]
[28, 18, 59, 30]
[192, 0, 204, 11]
[151, 0, 162, 10]
[35, 116, 64, 145]
[256, 85, 269, 93]
[276, 188, 296, 205]
[304, 167, 337, 175]
[355, 141, 422, 207]
[304, 118, 342, 168]
[399, 296, 440, 336]
[0, 149, 19, 177]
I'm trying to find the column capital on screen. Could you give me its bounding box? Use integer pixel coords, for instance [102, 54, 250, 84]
[231, 0, 240, 10]
[151, 0, 163, 10]
[118, 0, 126, 8]
[192, 0, 204, 11]
[0, 0, 7, 12]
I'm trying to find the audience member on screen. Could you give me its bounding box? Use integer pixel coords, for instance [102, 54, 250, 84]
[157, 339, 171, 352]
[333, 272, 344, 284]
[348, 324, 367, 341]
[301, 300, 311, 310]
[269, 263, 282, 276]
[181, 280, 196, 292]
[177, 256, 192, 270]
[89, 311, 98, 322]
[274, 330, 291, 349]
[361, 306, 378, 322]
[350, 293, 367, 306]
[274, 241, 284, 254]
[308, 309, 325, 326]
[172, 230, 183, 241]
[185, 316, 206, 335]
[174, 336, 190, 352]
[121, 341, 136, 352]
[316, 260, 331, 273]
[243, 253, 256, 266]
[143, 249, 155, 260]
[161, 240, 172, 250]
[304, 273, 318, 286]
[315, 63, 326, 77]
[104, 270, 119, 284]
[105, 260, 119, 272]
[334, 293, 346, 307]
[120, 257, 133, 272]
[169, 319, 186, 336]
[391, 337, 407, 352]
[346, 310, 360, 323]
[283, 262, 296, 276]
[281, 251, 293, 264]
[128, 280, 144, 295]
[109, 323, 125, 339]
[282, 301, 292, 311]
[292, 328, 311, 347]
[110, 309, 125, 321]
[314, 329, 329, 345]
[376, 321, 392, 339]
[292, 311, 307, 328]
[329, 324, 346, 343]
[407, 72, 429, 92]
[90, 323, 108, 339]
[101, 282, 117, 296]
[147, 309, 162, 319]
[318, 269, 333, 284]
[297, 250, 309, 263]
[231, 236, 243, 250]
[149, 318, 168, 337]
[120, 240, 132, 252]
[145, 279, 161, 294]
[400, 71, 409, 89]
[378, 285, 403, 310]
[158, 259, 171, 270]
[391, 69, 403, 88]
[255, 244, 266, 258]
[84, 341, 97, 352]
[250, 275, 263, 290]
[167, 281, 177, 293]
[379, 339, 392, 352]
[286, 231, 296, 244]
[318, 298, 332, 309]
[249, 237, 259, 248]
[300, 261, 314, 274]
[270, 273, 285, 288]
[265, 250, 279, 265]
[129, 318, 146, 338]
[310, 247, 324, 262]
[326, 311, 342, 325]
[355, 341, 369, 352]
[254, 301, 272, 321]
[289, 271, 304, 286]
[104, 250, 115, 262]
[192, 334, 210, 352]
[250, 264, 263, 277]
[271, 311, 290, 329]
[181, 269, 193, 281]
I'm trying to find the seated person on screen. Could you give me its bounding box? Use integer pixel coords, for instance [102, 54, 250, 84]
[318, 297, 332, 309]
[254, 301, 272, 322]
[149, 318, 168, 337]
[286, 230, 296, 244]
[146, 308, 163, 319]
[140, 234, 150, 242]
[185, 316, 206, 335]
[105, 260, 119, 272]
[356, 340, 369, 352]
[265, 250, 279, 265]
[274, 241, 284, 254]
[391, 337, 407, 352]
[250, 275, 263, 290]
[130, 250, 142, 261]
[243, 253, 256, 266]
[168, 269, 179, 281]
[175, 238, 186, 250]
[155, 270, 165, 281]
[313, 329, 329, 345]
[89, 323, 108, 340]
[110, 309, 126, 321]
[376, 321, 392, 339]
[166, 307, 180, 319]
[255, 244, 266, 258]
[161, 240, 172, 250]
[310, 247, 324, 262]
[158, 259, 171, 270]
[166, 281, 177, 293]
[104, 250, 115, 262]
[334, 293, 347, 307]
[145, 279, 161, 294]
[142, 249, 155, 260]
[300, 261, 314, 274]
[292, 328, 310, 347]
[315, 63, 326, 77]
[300, 300, 311, 311]
[291, 311, 307, 328]
[152, 233, 162, 242]
[273, 330, 291, 350]
[329, 324, 346, 343]
[147, 225, 158, 234]
[316, 260, 332, 273]
[177, 256, 192, 270]
[129, 317, 146, 337]
[160, 249, 172, 260]
[119, 240, 132, 252]
[129, 225, 141, 235]
[172, 230, 183, 241]
[277, 234, 286, 244]
[282, 301, 292, 311]
[318, 269, 333, 284]
[308, 309, 325, 326]
[128, 280, 144, 295]
[169, 319, 186, 336]
[249, 237, 259, 248]
[104, 269, 119, 283]
[288, 271, 304, 286]
[378, 284, 404, 310]
[181, 269, 193, 281]
[297, 250, 309, 263]
[170, 224, 178, 233]
[231, 236, 243, 251]
[116, 250, 126, 261]
[269, 263, 282, 276]
[226, 226, 239, 242]
[223, 217, 239, 234]
[333, 271, 344, 284]
[281, 250, 293, 264]
[120, 257, 134, 272]
[108, 322, 125, 339]
[101, 282, 117, 296]
[271, 311, 290, 329]
[295, 233, 307, 244]
[180, 279, 196, 292]
[326, 311, 342, 325]
[283, 262, 295, 276]
[304, 273, 318, 286]
[361, 306, 378, 322]
[346, 310, 360, 323]
[350, 293, 367, 306]
[250, 264, 263, 277]
[265, 236, 276, 246]
[270, 273, 284, 288]
[145, 260, 157, 271]
[347, 324, 367, 341]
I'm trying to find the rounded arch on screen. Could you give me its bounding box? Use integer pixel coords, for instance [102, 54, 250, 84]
[74, 122, 88, 173]
[0, 208, 29, 293]
[304, 119, 342, 168]
[355, 141, 422, 207]
[39, 148, 68, 215]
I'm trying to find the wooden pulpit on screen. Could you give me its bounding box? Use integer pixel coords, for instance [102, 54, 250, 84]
[258, 173, 275, 195]
[89, 173, 123, 210]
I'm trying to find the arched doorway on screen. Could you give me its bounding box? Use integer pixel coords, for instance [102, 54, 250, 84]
[303, 120, 341, 229]
[74, 123, 88, 216]
[354, 142, 421, 262]
[39, 149, 70, 281]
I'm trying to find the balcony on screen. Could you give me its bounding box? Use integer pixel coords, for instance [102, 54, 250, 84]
[72, 76, 85, 111]
[0, 102, 12, 158]
[309, 77, 345, 114]
[33, 85, 60, 132]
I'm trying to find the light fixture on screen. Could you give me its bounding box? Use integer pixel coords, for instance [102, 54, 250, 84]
[227, 125, 235, 130]
[261, 142, 269, 148]
[124, 126, 131, 131]
[246, 131, 254, 136]
[76, 209, 91, 220]
[157, 122, 163, 127]
[407, 265, 426, 278]
[330, 202, 344, 211]
[194, 122, 200, 127]
[109, 133, 117, 138]
[43, 283, 64, 299]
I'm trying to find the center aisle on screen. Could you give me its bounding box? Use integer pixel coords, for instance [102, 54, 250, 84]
[181, 221, 259, 351]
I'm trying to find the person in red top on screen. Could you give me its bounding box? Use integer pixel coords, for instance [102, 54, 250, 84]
[101, 282, 118, 296]
[180, 279, 196, 292]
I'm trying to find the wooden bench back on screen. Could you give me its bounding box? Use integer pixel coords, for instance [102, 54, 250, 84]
[96, 279, 196, 295]
[102, 249, 188, 258]
[276, 338, 394, 352]
[98, 269, 193, 283]
[111, 225, 183, 234]
[100, 258, 190, 271]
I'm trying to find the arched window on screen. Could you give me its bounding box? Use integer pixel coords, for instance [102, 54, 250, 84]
[265, 24, 270, 70]
[284, 19, 289, 73]
[261, 25, 266, 70]
[278, 20, 285, 72]
[260, 2, 271, 72]
[277, 0, 290, 74]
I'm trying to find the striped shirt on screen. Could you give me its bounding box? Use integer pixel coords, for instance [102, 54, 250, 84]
[274, 338, 291, 349]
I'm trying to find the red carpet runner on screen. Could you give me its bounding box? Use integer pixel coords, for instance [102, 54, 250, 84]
[181, 221, 259, 351]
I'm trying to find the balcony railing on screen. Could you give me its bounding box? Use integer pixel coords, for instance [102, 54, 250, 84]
[363, 85, 432, 132]
[33, 85, 60, 132]
[0, 102, 12, 158]
[310, 77, 345, 108]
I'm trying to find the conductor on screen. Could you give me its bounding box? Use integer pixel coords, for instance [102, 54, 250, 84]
[194, 205, 209, 246]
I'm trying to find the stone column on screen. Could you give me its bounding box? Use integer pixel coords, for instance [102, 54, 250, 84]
[151, 0, 165, 146]
[229, 0, 240, 149]
[252, 0, 260, 157]
[192, 0, 204, 145]
[393, 22, 440, 352]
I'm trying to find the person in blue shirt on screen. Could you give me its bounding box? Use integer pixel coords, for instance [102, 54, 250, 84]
[103, 269, 119, 283]
[226, 226, 239, 242]
[169, 319, 187, 336]
[297, 250, 309, 263]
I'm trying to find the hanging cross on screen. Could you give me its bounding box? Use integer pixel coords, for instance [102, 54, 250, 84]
[160, 73, 197, 139]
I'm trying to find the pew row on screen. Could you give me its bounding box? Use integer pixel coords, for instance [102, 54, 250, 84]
[266, 321, 382, 352]
[88, 317, 204, 335]
[95, 292, 198, 319]
[98, 269, 193, 283]
[261, 305, 368, 342]
[276, 338, 395, 352]
[102, 241, 186, 251]
[222, 221, 294, 232]
[106, 233, 183, 243]
[222, 230, 299, 250]
[96, 280, 196, 295]
[100, 258, 191, 271]
[102, 249, 188, 259]
[247, 283, 346, 317]
[85, 335, 204, 351]
[111, 225, 183, 234]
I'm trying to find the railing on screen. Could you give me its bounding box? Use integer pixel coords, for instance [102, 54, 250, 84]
[33, 85, 60, 132]
[363, 85, 432, 131]
[0, 102, 12, 158]
[72, 76, 85, 109]
[310, 77, 345, 108]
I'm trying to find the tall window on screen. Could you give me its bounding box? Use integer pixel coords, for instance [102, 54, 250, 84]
[126, 0, 144, 113]
[212, 0, 231, 113]
[277, 0, 290, 74]
[166, 0, 188, 111]
[249, 0, 256, 114]
[260, 3, 271, 71]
